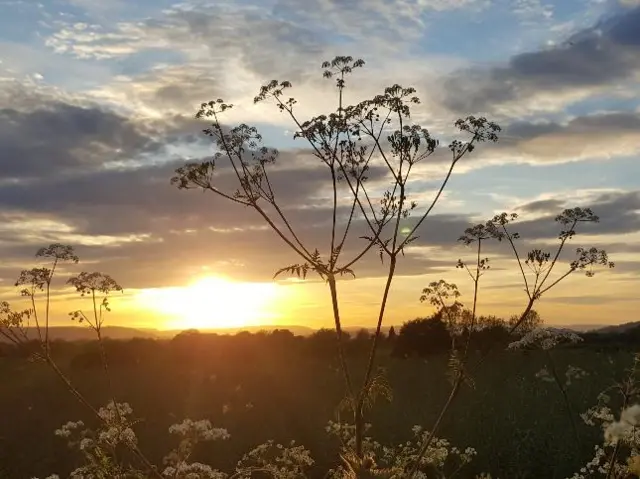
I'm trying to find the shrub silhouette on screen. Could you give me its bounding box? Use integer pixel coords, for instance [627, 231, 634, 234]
[393, 314, 451, 358]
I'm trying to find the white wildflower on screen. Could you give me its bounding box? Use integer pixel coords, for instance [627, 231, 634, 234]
[604, 404, 640, 445]
[621, 404, 640, 426]
[565, 365, 588, 387]
[97, 401, 133, 423]
[79, 438, 94, 451]
[535, 367, 555, 383]
[54, 421, 84, 438]
[168, 419, 230, 442]
[508, 327, 582, 350]
[169, 461, 227, 479]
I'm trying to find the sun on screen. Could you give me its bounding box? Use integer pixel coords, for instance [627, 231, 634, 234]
[139, 276, 286, 330]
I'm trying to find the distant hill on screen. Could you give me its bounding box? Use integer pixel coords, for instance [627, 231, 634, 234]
[589, 321, 640, 335]
[162, 324, 317, 337]
[0, 326, 161, 342]
[1, 322, 633, 343]
[0, 324, 317, 342]
[552, 324, 609, 333]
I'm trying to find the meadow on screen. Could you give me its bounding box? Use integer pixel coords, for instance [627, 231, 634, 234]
[0, 336, 635, 479]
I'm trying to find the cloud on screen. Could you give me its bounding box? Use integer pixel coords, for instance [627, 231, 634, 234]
[441, 5, 640, 116]
[0, 102, 164, 179]
[46, 0, 489, 62]
[507, 190, 640, 240]
[272, 0, 489, 45]
[0, 0, 636, 307]
[481, 111, 640, 164]
[518, 198, 566, 213]
[43, 0, 471, 128]
[0, 78, 208, 180]
[0, 83, 636, 291]
[511, 0, 554, 21]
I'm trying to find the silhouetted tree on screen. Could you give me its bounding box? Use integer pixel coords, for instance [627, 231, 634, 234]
[469, 316, 512, 352]
[307, 328, 350, 356]
[509, 309, 542, 335]
[392, 316, 450, 358]
[387, 326, 397, 343]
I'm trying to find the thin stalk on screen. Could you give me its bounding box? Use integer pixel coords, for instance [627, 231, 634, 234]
[91, 289, 122, 426]
[462, 239, 482, 361]
[30, 291, 43, 343]
[45, 258, 58, 355]
[330, 73, 345, 265]
[398, 148, 467, 251]
[411, 240, 483, 477]
[470, 297, 535, 374]
[546, 350, 581, 452]
[355, 254, 397, 457]
[328, 274, 355, 400]
[538, 268, 575, 297]
[502, 224, 530, 297]
[330, 163, 339, 265]
[408, 379, 463, 478]
[538, 220, 578, 290]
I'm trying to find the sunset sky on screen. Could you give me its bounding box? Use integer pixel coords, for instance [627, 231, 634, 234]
[0, 0, 638, 331]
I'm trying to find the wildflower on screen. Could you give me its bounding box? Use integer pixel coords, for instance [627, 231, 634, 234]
[507, 327, 582, 350]
[164, 461, 227, 479]
[168, 419, 230, 442]
[604, 404, 640, 444]
[97, 401, 133, 423]
[534, 367, 555, 383]
[54, 421, 84, 438]
[565, 365, 588, 386]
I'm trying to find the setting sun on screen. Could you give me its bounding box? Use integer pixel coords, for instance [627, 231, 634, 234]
[137, 276, 287, 329]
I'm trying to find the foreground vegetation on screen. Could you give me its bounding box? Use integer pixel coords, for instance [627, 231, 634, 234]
[0, 333, 637, 479]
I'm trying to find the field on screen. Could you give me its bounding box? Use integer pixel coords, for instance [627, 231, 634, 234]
[0, 340, 635, 479]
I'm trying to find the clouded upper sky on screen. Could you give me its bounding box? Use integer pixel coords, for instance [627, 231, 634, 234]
[0, 0, 638, 330]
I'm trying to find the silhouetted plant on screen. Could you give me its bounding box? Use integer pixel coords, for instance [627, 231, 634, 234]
[411, 207, 615, 476]
[1, 245, 163, 478]
[172, 55, 500, 462]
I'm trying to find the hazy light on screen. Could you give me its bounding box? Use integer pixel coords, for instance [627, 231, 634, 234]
[137, 275, 287, 329]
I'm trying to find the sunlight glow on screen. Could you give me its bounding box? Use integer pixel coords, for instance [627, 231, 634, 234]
[137, 276, 288, 329]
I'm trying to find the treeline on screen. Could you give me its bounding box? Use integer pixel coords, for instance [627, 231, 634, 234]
[1, 310, 637, 368]
[0, 327, 393, 369]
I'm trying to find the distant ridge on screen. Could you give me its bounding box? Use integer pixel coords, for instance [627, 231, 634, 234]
[0, 325, 317, 342]
[0, 326, 161, 342]
[0, 322, 634, 343]
[589, 321, 640, 335]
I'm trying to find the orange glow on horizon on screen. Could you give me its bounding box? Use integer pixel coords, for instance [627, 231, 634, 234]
[136, 276, 291, 330]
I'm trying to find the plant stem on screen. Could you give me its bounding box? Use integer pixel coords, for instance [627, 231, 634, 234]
[355, 255, 397, 457]
[408, 378, 463, 478]
[546, 350, 581, 453]
[328, 274, 355, 401]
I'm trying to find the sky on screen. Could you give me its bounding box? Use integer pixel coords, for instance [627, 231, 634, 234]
[0, 0, 639, 331]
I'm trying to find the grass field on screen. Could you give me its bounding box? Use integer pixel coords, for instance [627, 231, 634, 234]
[0, 344, 635, 479]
